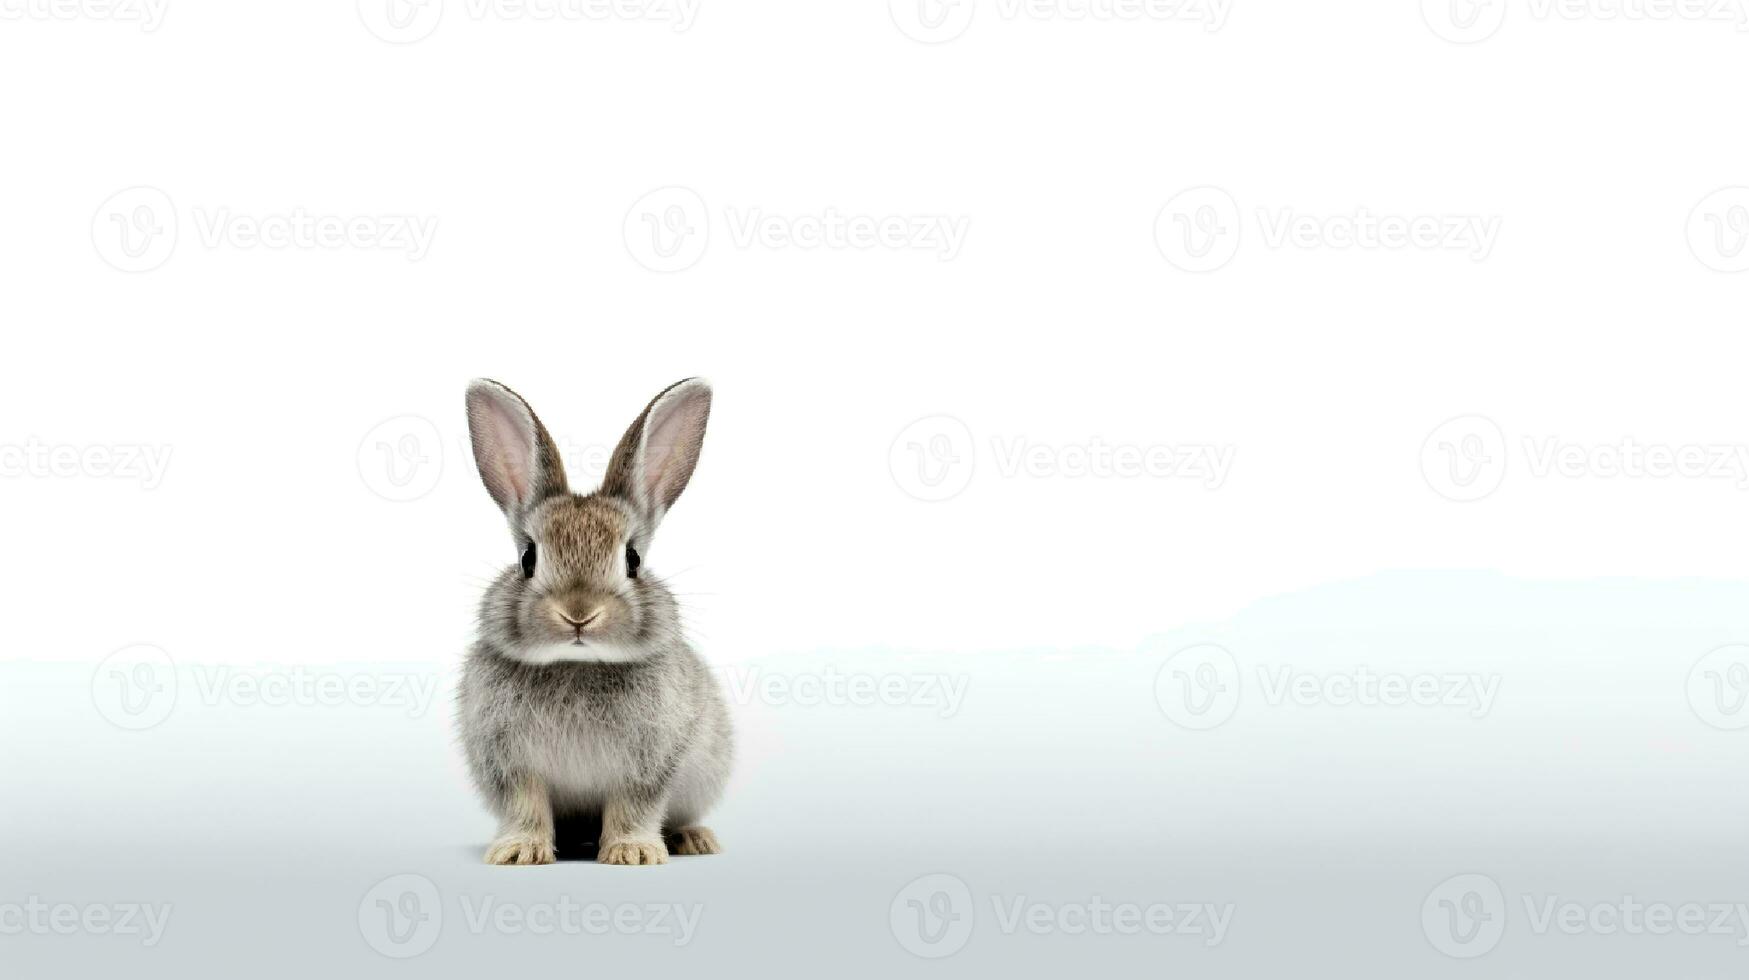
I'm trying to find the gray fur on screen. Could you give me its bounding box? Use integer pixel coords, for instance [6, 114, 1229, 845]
[456, 379, 732, 863]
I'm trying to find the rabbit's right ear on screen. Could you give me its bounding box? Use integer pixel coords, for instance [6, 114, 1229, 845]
[466, 379, 569, 521]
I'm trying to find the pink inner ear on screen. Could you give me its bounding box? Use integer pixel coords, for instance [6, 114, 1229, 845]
[475, 390, 536, 508]
[642, 442, 678, 496]
[642, 385, 709, 508]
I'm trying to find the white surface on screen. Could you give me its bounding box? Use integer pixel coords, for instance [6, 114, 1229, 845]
[4, 3, 1749, 976]
[6, 573, 1749, 976]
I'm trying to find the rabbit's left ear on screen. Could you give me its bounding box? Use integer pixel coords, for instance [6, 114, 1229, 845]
[466, 379, 569, 522]
[602, 378, 712, 529]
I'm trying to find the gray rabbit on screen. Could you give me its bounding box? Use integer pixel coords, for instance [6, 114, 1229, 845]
[456, 378, 732, 866]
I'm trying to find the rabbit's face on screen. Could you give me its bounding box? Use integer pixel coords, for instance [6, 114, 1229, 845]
[466, 377, 710, 665]
[506, 494, 653, 664]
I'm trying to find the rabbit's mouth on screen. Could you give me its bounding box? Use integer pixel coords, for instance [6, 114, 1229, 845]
[514, 638, 649, 665]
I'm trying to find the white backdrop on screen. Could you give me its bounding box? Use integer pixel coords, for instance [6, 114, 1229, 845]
[5, 2, 1749, 977]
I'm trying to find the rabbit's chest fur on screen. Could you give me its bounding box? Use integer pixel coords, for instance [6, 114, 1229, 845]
[459, 645, 707, 811]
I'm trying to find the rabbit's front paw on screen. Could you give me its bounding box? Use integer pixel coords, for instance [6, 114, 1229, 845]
[599, 838, 668, 866]
[669, 826, 721, 855]
[485, 834, 556, 866]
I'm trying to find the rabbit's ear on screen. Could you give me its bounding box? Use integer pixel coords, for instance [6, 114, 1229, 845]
[466, 379, 569, 520]
[602, 378, 712, 528]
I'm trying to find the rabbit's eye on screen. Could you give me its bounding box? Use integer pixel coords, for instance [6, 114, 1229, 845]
[521, 542, 537, 579]
[625, 543, 641, 579]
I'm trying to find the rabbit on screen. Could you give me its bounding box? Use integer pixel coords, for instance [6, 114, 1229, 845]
[456, 378, 732, 866]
